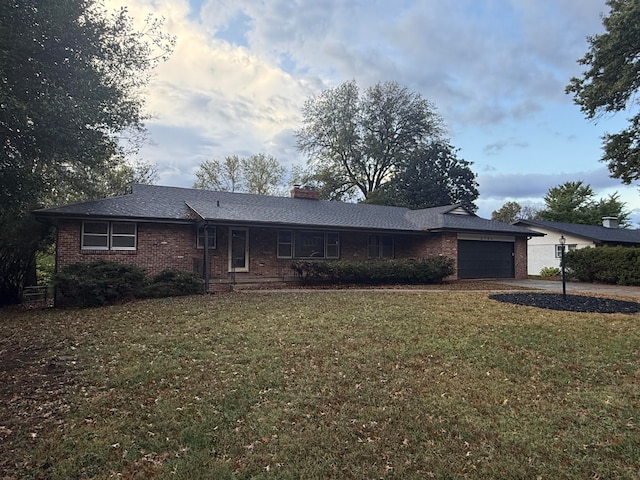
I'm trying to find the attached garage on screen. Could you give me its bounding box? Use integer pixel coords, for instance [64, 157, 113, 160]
[457, 236, 515, 279]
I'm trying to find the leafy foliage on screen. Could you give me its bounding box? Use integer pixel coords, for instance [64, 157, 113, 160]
[565, 246, 640, 285]
[0, 0, 172, 305]
[141, 269, 204, 298]
[537, 181, 630, 226]
[491, 201, 541, 223]
[54, 261, 148, 307]
[367, 141, 479, 210]
[538, 266, 561, 278]
[193, 154, 286, 195]
[193, 155, 243, 191]
[54, 262, 204, 307]
[291, 257, 455, 285]
[0, 214, 50, 305]
[567, 0, 640, 184]
[296, 80, 446, 200]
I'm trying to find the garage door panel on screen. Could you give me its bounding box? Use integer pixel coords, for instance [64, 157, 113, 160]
[458, 240, 514, 279]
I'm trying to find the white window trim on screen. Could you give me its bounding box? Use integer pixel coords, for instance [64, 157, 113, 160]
[228, 227, 249, 273]
[555, 243, 577, 258]
[111, 222, 137, 251]
[325, 232, 340, 259]
[280, 230, 340, 259]
[197, 225, 217, 249]
[368, 234, 394, 259]
[81, 221, 109, 250]
[81, 221, 137, 251]
[277, 230, 293, 259]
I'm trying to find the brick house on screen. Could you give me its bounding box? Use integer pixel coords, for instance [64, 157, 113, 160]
[35, 184, 540, 290]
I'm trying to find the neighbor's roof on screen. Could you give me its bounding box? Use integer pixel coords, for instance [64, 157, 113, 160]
[514, 219, 640, 245]
[35, 184, 540, 235]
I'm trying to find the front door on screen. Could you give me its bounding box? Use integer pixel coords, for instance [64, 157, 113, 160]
[229, 228, 249, 272]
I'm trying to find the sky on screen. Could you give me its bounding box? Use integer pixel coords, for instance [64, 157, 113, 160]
[108, 0, 640, 225]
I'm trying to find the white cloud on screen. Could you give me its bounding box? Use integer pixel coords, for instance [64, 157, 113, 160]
[101, 0, 640, 226]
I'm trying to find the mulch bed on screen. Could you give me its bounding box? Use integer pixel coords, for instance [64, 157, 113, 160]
[489, 292, 640, 314]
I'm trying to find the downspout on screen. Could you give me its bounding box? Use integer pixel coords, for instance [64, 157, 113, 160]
[203, 223, 210, 293]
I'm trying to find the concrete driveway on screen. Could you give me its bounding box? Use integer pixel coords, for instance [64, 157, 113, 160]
[497, 279, 640, 299]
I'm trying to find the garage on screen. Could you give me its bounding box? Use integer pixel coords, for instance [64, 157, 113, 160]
[457, 238, 514, 279]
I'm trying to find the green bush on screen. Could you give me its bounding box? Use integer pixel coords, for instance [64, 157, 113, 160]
[539, 266, 561, 278]
[54, 260, 147, 307]
[565, 246, 640, 286]
[291, 257, 455, 285]
[54, 262, 205, 307]
[141, 269, 204, 298]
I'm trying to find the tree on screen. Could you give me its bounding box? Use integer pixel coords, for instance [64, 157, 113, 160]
[538, 181, 630, 226]
[491, 201, 541, 223]
[193, 156, 243, 191]
[242, 154, 286, 195]
[566, 0, 640, 184]
[193, 154, 286, 195]
[491, 201, 522, 223]
[367, 141, 479, 210]
[0, 0, 173, 305]
[296, 80, 444, 200]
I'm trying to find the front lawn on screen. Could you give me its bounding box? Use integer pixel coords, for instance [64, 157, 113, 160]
[1, 291, 639, 479]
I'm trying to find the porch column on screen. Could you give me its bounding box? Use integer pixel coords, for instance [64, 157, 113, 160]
[203, 224, 210, 292]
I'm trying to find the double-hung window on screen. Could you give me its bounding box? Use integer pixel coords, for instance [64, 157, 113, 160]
[368, 234, 394, 259]
[82, 221, 137, 251]
[555, 243, 577, 258]
[277, 230, 339, 259]
[197, 226, 216, 249]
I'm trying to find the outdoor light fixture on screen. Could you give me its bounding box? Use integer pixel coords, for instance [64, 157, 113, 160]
[559, 235, 566, 300]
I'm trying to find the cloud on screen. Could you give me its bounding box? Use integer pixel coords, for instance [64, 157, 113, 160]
[101, 0, 623, 202]
[478, 167, 625, 201]
[483, 138, 530, 155]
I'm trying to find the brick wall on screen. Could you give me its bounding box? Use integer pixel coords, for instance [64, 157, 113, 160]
[56, 220, 207, 277]
[56, 220, 528, 284]
[514, 236, 528, 280]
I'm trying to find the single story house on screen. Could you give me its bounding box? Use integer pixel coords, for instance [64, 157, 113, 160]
[513, 218, 640, 275]
[35, 184, 541, 290]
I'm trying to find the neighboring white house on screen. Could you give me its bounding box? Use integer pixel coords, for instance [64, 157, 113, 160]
[513, 218, 640, 276]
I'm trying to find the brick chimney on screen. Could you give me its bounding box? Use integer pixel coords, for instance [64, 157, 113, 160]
[602, 216, 619, 228]
[290, 184, 320, 200]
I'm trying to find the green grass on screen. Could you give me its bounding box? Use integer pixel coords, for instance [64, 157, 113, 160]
[1, 291, 639, 479]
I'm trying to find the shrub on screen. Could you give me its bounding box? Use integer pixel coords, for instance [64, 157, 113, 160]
[54, 260, 147, 307]
[54, 262, 205, 307]
[565, 246, 640, 286]
[539, 267, 561, 278]
[141, 269, 204, 298]
[291, 257, 455, 285]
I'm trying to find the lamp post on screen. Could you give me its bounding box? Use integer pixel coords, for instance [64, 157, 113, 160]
[559, 235, 566, 300]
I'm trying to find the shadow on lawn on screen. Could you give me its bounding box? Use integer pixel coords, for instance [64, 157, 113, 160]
[489, 293, 640, 314]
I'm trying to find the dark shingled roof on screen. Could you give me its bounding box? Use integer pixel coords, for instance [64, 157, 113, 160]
[35, 184, 540, 235]
[514, 219, 640, 245]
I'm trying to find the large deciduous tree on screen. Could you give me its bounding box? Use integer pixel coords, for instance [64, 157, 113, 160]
[491, 201, 541, 223]
[566, 0, 640, 184]
[366, 141, 479, 211]
[0, 0, 173, 305]
[193, 154, 286, 195]
[296, 80, 445, 200]
[538, 181, 630, 226]
[491, 201, 523, 224]
[193, 156, 244, 192]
